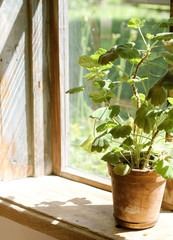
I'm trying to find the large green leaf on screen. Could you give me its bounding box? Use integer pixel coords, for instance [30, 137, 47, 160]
[155, 32, 173, 41]
[90, 105, 120, 121]
[127, 18, 145, 29]
[79, 55, 98, 68]
[96, 122, 117, 133]
[110, 125, 132, 138]
[98, 46, 119, 65]
[158, 118, 173, 132]
[101, 151, 119, 165]
[91, 133, 112, 152]
[146, 84, 166, 106]
[134, 103, 155, 134]
[153, 159, 173, 179]
[116, 42, 140, 59]
[159, 71, 173, 90]
[90, 107, 107, 120]
[66, 85, 86, 94]
[113, 163, 131, 176]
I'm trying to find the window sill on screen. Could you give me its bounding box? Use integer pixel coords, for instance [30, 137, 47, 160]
[0, 176, 172, 240]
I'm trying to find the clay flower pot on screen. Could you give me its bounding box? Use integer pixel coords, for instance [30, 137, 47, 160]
[108, 163, 166, 229]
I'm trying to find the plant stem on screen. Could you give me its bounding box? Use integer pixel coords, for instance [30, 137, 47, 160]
[131, 54, 149, 147]
[142, 130, 159, 169]
[131, 54, 148, 109]
[138, 27, 147, 47]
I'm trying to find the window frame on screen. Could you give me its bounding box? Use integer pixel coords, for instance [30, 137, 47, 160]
[49, 0, 111, 191]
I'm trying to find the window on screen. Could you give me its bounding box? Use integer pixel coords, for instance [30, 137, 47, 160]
[0, 0, 171, 189]
[52, 0, 170, 190]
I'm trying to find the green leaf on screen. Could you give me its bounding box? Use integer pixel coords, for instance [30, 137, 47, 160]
[158, 118, 173, 132]
[146, 108, 163, 118]
[168, 108, 173, 118]
[131, 93, 145, 108]
[90, 105, 120, 121]
[79, 135, 94, 153]
[96, 122, 117, 132]
[83, 72, 95, 79]
[89, 90, 107, 103]
[108, 105, 121, 118]
[66, 85, 86, 94]
[134, 103, 155, 134]
[90, 107, 107, 120]
[116, 42, 140, 59]
[86, 75, 98, 82]
[168, 97, 173, 105]
[98, 46, 119, 65]
[153, 159, 173, 179]
[129, 58, 141, 64]
[146, 33, 154, 40]
[79, 55, 98, 68]
[127, 77, 143, 84]
[105, 91, 116, 100]
[153, 18, 173, 29]
[113, 163, 131, 176]
[146, 84, 166, 106]
[163, 52, 173, 65]
[101, 151, 119, 165]
[91, 133, 112, 152]
[159, 71, 173, 90]
[155, 32, 173, 41]
[90, 48, 107, 61]
[167, 126, 173, 135]
[128, 18, 145, 29]
[110, 125, 132, 139]
[120, 137, 133, 150]
[93, 79, 115, 90]
[120, 137, 133, 147]
[89, 90, 116, 103]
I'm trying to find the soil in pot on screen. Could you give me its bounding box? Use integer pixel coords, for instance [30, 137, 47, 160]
[108, 163, 166, 229]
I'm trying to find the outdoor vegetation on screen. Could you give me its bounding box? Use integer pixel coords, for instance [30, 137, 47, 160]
[68, 0, 170, 177]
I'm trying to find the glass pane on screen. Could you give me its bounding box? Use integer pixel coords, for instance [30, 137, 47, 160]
[67, 0, 170, 178]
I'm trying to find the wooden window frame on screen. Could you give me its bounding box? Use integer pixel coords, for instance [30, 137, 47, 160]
[49, 0, 111, 191]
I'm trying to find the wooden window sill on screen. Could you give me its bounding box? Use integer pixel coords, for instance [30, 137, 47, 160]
[0, 176, 172, 240]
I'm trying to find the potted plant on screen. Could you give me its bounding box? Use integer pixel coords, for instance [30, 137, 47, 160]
[66, 18, 173, 229]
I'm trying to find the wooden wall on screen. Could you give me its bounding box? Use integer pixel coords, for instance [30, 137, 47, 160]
[0, 0, 52, 180]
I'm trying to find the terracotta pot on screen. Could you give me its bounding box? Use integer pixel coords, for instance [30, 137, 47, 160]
[108, 163, 166, 229]
[162, 179, 173, 210]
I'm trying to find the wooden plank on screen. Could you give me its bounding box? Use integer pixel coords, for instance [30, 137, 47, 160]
[32, 0, 45, 176]
[0, 0, 29, 180]
[50, 0, 62, 175]
[28, 0, 52, 177]
[0, 176, 173, 240]
[0, 0, 51, 180]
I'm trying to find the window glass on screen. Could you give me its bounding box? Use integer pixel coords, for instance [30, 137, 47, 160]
[67, 0, 170, 177]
